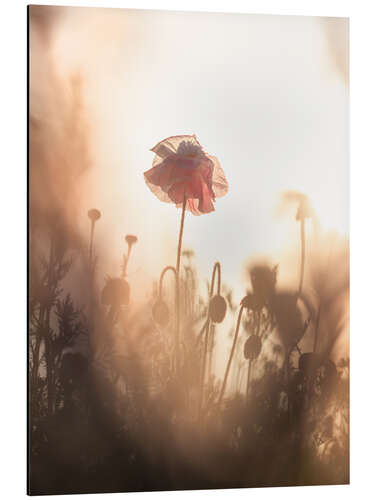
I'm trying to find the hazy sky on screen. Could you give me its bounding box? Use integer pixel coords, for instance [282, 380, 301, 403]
[34, 6, 348, 307]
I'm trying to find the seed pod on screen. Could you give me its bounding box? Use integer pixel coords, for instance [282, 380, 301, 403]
[209, 295, 227, 323]
[152, 300, 170, 327]
[125, 234, 138, 246]
[101, 278, 130, 307]
[88, 208, 101, 221]
[244, 335, 262, 360]
[296, 196, 313, 220]
[241, 293, 263, 312]
[249, 265, 277, 305]
[269, 292, 304, 349]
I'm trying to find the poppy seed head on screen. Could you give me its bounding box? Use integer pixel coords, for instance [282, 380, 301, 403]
[209, 295, 227, 323]
[176, 140, 205, 157]
[249, 265, 277, 305]
[101, 277, 130, 307]
[125, 234, 138, 246]
[244, 335, 262, 360]
[88, 208, 101, 221]
[296, 197, 313, 220]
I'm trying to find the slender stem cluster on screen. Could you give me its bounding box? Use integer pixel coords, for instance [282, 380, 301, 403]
[245, 311, 261, 404]
[218, 304, 245, 407]
[159, 265, 180, 371]
[198, 262, 222, 418]
[176, 194, 187, 277]
[89, 220, 95, 262]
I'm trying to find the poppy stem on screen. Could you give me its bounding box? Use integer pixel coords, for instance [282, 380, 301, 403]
[210, 261, 221, 296]
[246, 359, 253, 404]
[286, 347, 292, 424]
[298, 218, 306, 295]
[246, 312, 260, 404]
[89, 220, 95, 263]
[198, 321, 210, 418]
[198, 262, 222, 420]
[195, 318, 209, 347]
[159, 265, 178, 297]
[159, 265, 180, 371]
[122, 243, 133, 278]
[218, 304, 245, 407]
[313, 304, 321, 353]
[176, 193, 187, 276]
[208, 324, 215, 381]
[171, 193, 186, 376]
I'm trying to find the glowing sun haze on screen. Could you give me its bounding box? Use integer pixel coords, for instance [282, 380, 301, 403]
[32, 6, 348, 308]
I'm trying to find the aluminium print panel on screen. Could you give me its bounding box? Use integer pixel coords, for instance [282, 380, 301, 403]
[28, 5, 349, 495]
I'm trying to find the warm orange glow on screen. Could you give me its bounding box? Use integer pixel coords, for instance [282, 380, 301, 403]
[28, 7, 349, 494]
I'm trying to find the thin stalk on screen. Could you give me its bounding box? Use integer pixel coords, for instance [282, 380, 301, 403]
[313, 304, 321, 353]
[186, 267, 196, 317]
[159, 265, 179, 371]
[246, 312, 260, 404]
[211, 261, 221, 295]
[199, 319, 211, 418]
[313, 241, 333, 353]
[246, 360, 253, 404]
[89, 219, 95, 263]
[194, 318, 210, 347]
[159, 265, 178, 297]
[238, 362, 245, 393]
[198, 262, 222, 419]
[218, 304, 245, 407]
[298, 218, 306, 295]
[286, 347, 292, 424]
[170, 193, 186, 375]
[122, 243, 134, 278]
[208, 323, 215, 381]
[88, 220, 97, 359]
[176, 193, 187, 276]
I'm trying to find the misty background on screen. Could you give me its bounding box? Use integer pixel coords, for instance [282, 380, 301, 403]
[29, 5, 349, 375]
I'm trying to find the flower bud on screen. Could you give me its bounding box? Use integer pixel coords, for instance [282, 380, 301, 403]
[88, 208, 101, 221]
[249, 265, 277, 306]
[209, 295, 227, 323]
[244, 335, 262, 360]
[296, 196, 313, 220]
[125, 234, 138, 246]
[241, 293, 262, 311]
[101, 278, 130, 307]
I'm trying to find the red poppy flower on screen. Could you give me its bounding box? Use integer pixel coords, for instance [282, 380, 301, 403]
[144, 135, 228, 215]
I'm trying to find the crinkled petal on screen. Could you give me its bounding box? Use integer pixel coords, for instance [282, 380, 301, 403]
[144, 165, 175, 204]
[185, 198, 201, 216]
[168, 168, 215, 215]
[197, 181, 215, 214]
[151, 135, 201, 166]
[145, 136, 228, 215]
[177, 195, 215, 216]
[209, 156, 229, 198]
[145, 155, 201, 194]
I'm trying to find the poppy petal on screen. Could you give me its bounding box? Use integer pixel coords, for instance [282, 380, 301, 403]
[145, 135, 227, 215]
[209, 156, 229, 198]
[144, 166, 174, 204]
[150, 135, 201, 160]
